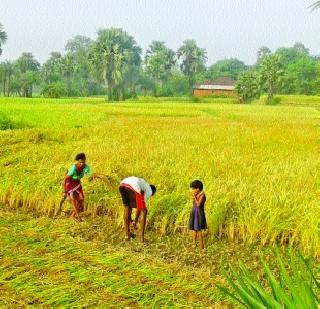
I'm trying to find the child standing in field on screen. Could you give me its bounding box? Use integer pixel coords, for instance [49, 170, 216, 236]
[64, 153, 92, 222]
[189, 180, 207, 251]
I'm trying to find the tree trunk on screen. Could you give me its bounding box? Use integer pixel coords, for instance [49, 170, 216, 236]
[267, 82, 273, 103]
[131, 82, 136, 98]
[188, 76, 194, 95]
[7, 76, 10, 97]
[107, 77, 113, 101]
[2, 78, 6, 96]
[67, 75, 71, 96]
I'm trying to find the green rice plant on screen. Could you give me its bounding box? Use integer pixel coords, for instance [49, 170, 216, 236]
[217, 252, 319, 308]
[0, 112, 28, 130]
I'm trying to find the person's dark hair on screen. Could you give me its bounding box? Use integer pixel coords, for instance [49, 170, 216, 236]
[150, 185, 156, 195]
[75, 153, 86, 161]
[190, 180, 203, 190]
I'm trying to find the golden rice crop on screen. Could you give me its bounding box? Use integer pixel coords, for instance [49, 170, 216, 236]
[0, 96, 319, 255]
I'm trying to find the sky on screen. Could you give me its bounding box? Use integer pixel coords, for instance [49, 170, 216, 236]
[0, 0, 319, 65]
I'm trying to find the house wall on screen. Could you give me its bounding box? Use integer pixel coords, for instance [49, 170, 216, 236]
[193, 89, 235, 97]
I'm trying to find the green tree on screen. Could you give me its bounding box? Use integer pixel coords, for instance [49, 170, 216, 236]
[89, 28, 141, 101]
[177, 40, 207, 92]
[285, 56, 317, 94]
[235, 71, 260, 103]
[158, 72, 189, 96]
[275, 47, 301, 67]
[274, 44, 317, 94]
[41, 82, 67, 98]
[144, 41, 175, 95]
[41, 52, 63, 83]
[0, 60, 15, 96]
[121, 41, 142, 99]
[0, 23, 7, 56]
[65, 35, 92, 54]
[15, 53, 40, 97]
[257, 46, 271, 64]
[293, 42, 309, 55]
[61, 53, 76, 95]
[19, 71, 39, 97]
[65, 35, 92, 80]
[260, 54, 283, 103]
[199, 58, 246, 82]
[136, 71, 155, 96]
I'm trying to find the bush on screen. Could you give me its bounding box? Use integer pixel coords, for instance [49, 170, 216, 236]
[189, 96, 202, 103]
[0, 112, 27, 130]
[41, 83, 67, 98]
[265, 96, 282, 105]
[0, 113, 14, 130]
[236, 71, 261, 103]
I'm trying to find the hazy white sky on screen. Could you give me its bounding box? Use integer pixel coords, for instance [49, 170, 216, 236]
[0, 0, 319, 65]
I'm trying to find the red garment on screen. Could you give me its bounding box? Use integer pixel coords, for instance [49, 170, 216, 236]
[119, 183, 146, 210]
[65, 178, 84, 197]
[64, 164, 85, 197]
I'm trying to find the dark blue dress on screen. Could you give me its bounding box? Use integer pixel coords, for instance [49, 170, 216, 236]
[188, 193, 207, 231]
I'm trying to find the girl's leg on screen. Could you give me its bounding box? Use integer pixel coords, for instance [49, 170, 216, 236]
[193, 231, 198, 247]
[198, 230, 204, 251]
[70, 199, 79, 221]
[78, 193, 84, 213]
[70, 194, 81, 222]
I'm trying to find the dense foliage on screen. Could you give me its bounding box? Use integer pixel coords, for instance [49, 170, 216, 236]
[1, 22, 320, 99]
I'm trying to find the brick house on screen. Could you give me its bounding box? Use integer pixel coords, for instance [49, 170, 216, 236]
[193, 77, 236, 97]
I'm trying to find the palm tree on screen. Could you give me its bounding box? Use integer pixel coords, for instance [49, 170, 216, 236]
[15, 53, 40, 97]
[0, 23, 8, 56]
[89, 28, 141, 101]
[0, 60, 15, 96]
[145, 41, 176, 95]
[61, 53, 76, 95]
[310, 1, 320, 10]
[260, 54, 283, 103]
[177, 40, 207, 92]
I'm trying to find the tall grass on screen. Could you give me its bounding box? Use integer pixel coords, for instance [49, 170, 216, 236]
[0, 97, 319, 255]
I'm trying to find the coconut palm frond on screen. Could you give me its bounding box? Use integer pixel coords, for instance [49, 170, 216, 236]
[309, 1, 320, 11]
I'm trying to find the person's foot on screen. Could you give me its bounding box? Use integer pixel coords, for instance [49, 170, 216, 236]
[70, 215, 80, 222]
[139, 238, 149, 245]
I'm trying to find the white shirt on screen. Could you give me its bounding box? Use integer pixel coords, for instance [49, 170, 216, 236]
[120, 176, 153, 202]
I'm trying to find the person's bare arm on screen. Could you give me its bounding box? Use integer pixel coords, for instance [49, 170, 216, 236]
[194, 193, 205, 208]
[134, 210, 141, 225]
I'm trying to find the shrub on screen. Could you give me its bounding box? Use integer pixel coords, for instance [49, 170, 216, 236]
[0, 112, 15, 130]
[266, 96, 282, 105]
[236, 71, 261, 103]
[189, 96, 201, 103]
[41, 82, 67, 98]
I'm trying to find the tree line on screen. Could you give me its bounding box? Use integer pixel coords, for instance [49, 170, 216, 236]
[0, 23, 320, 101]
